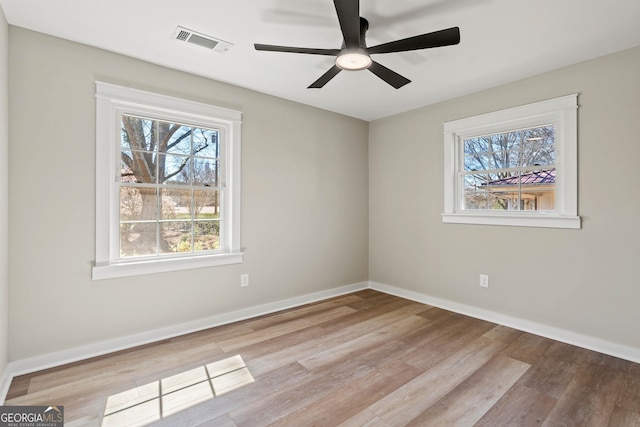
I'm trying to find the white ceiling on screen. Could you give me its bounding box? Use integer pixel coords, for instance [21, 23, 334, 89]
[2, 0, 640, 121]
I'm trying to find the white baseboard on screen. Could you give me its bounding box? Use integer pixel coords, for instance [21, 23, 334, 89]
[369, 281, 640, 364]
[6, 281, 369, 381]
[0, 365, 11, 404]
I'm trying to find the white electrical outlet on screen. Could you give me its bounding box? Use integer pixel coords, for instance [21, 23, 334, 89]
[479, 274, 489, 288]
[240, 274, 249, 287]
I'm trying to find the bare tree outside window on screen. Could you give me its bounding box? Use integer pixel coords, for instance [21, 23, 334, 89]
[462, 125, 556, 211]
[119, 115, 221, 257]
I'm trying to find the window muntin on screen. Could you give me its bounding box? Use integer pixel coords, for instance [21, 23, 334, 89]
[461, 125, 556, 212]
[93, 82, 243, 279]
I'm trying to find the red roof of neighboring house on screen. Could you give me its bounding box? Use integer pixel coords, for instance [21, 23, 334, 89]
[483, 169, 555, 186]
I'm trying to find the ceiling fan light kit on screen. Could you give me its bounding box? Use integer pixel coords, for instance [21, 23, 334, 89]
[335, 49, 372, 70]
[254, 0, 460, 89]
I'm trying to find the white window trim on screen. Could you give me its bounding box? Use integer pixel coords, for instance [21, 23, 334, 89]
[93, 82, 243, 280]
[442, 94, 580, 229]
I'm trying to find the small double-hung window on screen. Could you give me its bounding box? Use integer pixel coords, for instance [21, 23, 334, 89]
[93, 82, 243, 279]
[442, 94, 580, 229]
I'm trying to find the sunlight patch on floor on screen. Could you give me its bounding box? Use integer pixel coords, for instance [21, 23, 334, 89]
[101, 355, 254, 427]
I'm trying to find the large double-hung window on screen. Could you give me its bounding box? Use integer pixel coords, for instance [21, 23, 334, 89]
[93, 82, 242, 279]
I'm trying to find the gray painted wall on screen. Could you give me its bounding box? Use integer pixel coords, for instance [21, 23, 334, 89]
[370, 45, 640, 350]
[6, 23, 640, 365]
[8, 27, 369, 360]
[0, 4, 9, 382]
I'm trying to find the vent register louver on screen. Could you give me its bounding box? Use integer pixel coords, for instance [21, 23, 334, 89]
[173, 26, 233, 53]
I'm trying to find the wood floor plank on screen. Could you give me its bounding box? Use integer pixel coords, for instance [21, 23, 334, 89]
[268, 359, 421, 426]
[216, 305, 357, 352]
[228, 358, 376, 426]
[500, 331, 555, 365]
[615, 361, 640, 414]
[416, 306, 457, 322]
[474, 384, 557, 426]
[369, 336, 507, 426]
[608, 407, 640, 427]
[64, 413, 101, 427]
[243, 332, 326, 377]
[403, 314, 496, 371]
[299, 315, 429, 371]
[518, 355, 580, 399]
[342, 292, 409, 311]
[4, 374, 29, 400]
[337, 409, 392, 427]
[405, 355, 530, 426]
[483, 324, 524, 342]
[242, 294, 363, 330]
[543, 340, 591, 364]
[319, 297, 425, 334]
[542, 360, 626, 426]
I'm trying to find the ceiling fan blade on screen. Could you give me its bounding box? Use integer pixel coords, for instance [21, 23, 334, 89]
[367, 27, 460, 55]
[255, 44, 340, 56]
[308, 65, 342, 88]
[368, 61, 411, 89]
[333, 0, 360, 48]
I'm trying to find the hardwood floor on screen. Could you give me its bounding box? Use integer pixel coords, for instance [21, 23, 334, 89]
[5, 290, 640, 426]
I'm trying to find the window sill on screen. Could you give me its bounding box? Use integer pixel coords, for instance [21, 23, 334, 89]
[442, 212, 581, 229]
[92, 252, 244, 280]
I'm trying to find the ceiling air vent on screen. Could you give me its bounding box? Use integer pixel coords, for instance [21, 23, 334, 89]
[173, 26, 233, 53]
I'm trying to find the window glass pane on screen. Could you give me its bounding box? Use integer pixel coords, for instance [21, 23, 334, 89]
[464, 174, 486, 189]
[464, 136, 490, 156]
[487, 191, 514, 210]
[464, 154, 489, 172]
[195, 221, 220, 251]
[120, 150, 136, 183]
[194, 190, 220, 219]
[463, 174, 488, 209]
[121, 150, 157, 184]
[519, 168, 556, 211]
[120, 222, 158, 257]
[491, 132, 520, 153]
[521, 143, 555, 166]
[193, 158, 219, 187]
[120, 187, 157, 221]
[161, 221, 192, 254]
[122, 115, 154, 151]
[160, 188, 191, 221]
[193, 128, 220, 159]
[464, 190, 488, 210]
[163, 123, 192, 156]
[160, 154, 191, 185]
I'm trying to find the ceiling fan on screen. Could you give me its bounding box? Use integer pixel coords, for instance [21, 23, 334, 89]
[254, 0, 461, 89]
